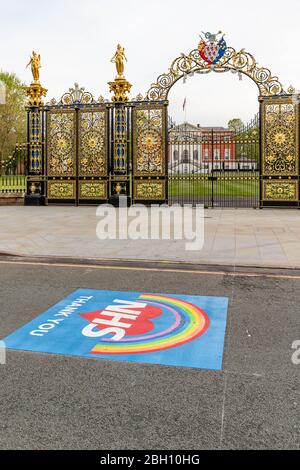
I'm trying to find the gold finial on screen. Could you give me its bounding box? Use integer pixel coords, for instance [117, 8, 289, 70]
[26, 51, 41, 83]
[108, 44, 132, 102]
[287, 85, 296, 94]
[24, 51, 47, 106]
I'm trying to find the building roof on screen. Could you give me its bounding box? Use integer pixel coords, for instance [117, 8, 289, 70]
[200, 126, 232, 132]
[170, 123, 233, 133]
[169, 122, 201, 132]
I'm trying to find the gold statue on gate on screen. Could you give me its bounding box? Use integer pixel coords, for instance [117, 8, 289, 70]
[26, 51, 41, 83]
[111, 44, 127, 79]
[24, 50, 47, 106]
[108, 44, 132, 102]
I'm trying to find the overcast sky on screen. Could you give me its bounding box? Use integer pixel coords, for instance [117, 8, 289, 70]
[1, 0, 299, 126]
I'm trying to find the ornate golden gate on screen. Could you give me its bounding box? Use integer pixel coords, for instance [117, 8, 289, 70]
[45, 87, 108, 204]
[260, 96, 299, 206]
[23, 36, 300, 208]
[132, 102, 167, 202]
[24, 84, 168, 205]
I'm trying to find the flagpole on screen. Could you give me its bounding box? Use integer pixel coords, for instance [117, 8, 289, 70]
[183, 97, 187, 127]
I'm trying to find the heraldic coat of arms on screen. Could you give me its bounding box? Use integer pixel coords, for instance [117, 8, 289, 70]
[198, 31, 227, 65]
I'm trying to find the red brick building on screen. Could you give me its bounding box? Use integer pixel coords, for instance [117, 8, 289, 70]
[168, 123, 237, 173]
[200, 127, 236, 168]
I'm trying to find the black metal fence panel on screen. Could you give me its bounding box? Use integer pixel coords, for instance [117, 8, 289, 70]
[168, 123, 260, 208]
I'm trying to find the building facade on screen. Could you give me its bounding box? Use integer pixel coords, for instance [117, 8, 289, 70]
[169, 122, 257, 173]
[169, 123, 203, 174]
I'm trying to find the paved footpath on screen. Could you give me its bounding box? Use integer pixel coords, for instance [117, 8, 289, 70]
[0, 259, 299, 450]
[1, 206, 300, 268]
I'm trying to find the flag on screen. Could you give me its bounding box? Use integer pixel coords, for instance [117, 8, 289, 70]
[183, 97, 186, 111]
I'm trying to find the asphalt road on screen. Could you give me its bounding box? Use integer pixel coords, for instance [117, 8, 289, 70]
[0, 257, 299, 450]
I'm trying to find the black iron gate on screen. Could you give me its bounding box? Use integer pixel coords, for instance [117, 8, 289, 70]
[168, 118, 260, 208]
[25, 85, 169, 205]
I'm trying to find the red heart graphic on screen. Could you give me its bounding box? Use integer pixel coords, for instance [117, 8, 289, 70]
[80, 304, 162, 336]
[126, 305, 162, 336]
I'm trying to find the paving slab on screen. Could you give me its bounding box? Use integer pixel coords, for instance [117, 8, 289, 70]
[1, 206, 300, 268]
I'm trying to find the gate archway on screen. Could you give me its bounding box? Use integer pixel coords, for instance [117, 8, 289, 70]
[146, 45, 285, 101]
[145, 37, 299, 208]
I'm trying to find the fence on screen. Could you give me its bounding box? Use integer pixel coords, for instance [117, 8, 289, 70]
[168, 119, 260, 208]
[0, 144, 27, 196]
[0, 175, 27, 194]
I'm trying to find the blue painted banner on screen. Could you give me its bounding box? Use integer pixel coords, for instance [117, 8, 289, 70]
[3, 290, 228, 370]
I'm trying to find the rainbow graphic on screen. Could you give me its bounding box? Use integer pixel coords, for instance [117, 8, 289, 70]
[3, 289, 228, 370]
[91, 294, 210, 355]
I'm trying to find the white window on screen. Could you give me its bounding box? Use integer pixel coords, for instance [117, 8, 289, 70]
[182, 150, 189, 163]
[214, 149, 220, 161]
[204, 149, 209, 161]
[224, 148, 230, 160]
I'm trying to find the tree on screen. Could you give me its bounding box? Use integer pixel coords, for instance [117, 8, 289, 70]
[227, 118, 244, 133]
[228, 117, 260, 163]
[0, 72, 27, 175]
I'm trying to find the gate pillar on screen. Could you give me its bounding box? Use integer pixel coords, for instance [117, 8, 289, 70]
[260, 94, 299, 207]
[23, 53, 47, 206]
[108, 45, 132, 204]
[109, 103, 131, 204]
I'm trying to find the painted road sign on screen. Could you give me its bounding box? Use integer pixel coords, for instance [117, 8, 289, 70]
[3, 289, 228, 370]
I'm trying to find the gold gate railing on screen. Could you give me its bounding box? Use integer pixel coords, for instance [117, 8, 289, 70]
[22, 42, 300, 208]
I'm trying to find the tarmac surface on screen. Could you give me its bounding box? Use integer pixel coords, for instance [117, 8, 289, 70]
[0, 256, 299, 450]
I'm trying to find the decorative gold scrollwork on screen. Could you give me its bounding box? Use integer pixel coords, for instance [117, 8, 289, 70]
[48, 181, 75, 199]
[134, 181, 165, 200]
[47, 83, 97, 106]
[47, 110, 76, 177]
[262, 102, 298, 176]
[79, 181, 107, 199]
[263, 181, 298, 201]
[146, 47, 285, 100]
[79, 109, 107, 176]
[133, 106, 166, 176]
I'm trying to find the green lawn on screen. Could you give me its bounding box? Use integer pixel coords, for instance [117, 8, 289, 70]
[168, 173, 259, 197]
